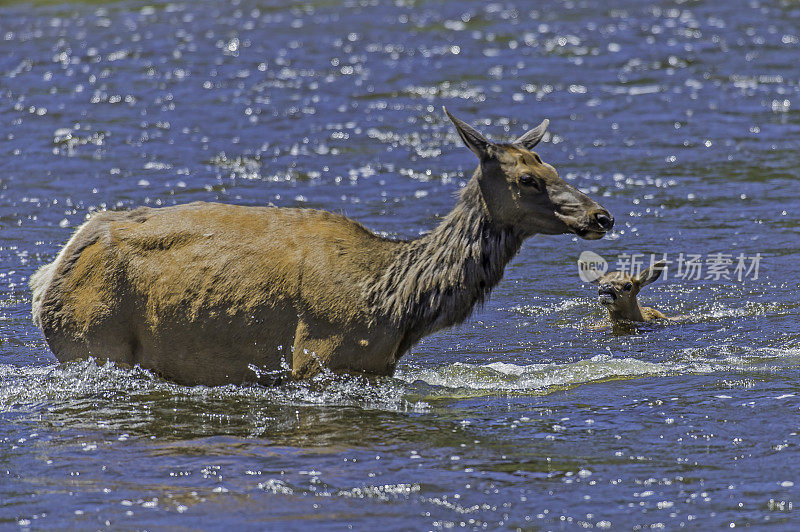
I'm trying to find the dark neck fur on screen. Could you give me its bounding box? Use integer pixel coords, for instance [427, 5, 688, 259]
[369, 176, 524, 333]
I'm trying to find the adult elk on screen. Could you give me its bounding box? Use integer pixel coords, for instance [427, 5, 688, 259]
[31, 109, 614, 385]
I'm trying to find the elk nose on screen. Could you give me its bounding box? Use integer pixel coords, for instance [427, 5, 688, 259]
[593, 211, 614, 231]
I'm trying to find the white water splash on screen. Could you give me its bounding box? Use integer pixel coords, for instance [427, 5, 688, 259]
[2, 343, 797, 414]
[396, 354, 679, 394]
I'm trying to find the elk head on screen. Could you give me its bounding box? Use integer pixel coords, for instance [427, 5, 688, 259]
[591, 261, 666, 319]
[444, 108, 614, 239]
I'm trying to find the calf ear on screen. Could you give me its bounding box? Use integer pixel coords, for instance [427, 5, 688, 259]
[637, 260, 666, 287]
[514, 119, 549, 150]
[444, 107, 494, 160]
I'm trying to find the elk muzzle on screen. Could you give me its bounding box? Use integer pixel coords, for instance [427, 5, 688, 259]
[569, 207, 615, 240]
[598, 284, 617, 305]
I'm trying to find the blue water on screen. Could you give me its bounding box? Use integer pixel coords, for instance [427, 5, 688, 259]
[1, 0, 799, 529]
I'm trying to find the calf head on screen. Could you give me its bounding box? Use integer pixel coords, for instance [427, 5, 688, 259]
[591, 261, 666, 318]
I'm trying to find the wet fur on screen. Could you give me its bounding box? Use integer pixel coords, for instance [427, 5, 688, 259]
[594, 265, 668, 324]
[30, 185, 519, 385]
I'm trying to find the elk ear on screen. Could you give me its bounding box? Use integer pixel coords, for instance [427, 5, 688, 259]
[514, 119, 549, 150]
[637, 260, 666, 287]
[444, 107, 493, 160]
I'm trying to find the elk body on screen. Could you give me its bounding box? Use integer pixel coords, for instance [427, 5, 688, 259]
[591, 261, 668, 323]
[31, 110, 614, 386]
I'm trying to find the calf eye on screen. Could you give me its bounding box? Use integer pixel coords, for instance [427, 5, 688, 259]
[519, 174, 542, 191]
[623, 282, 633, 291]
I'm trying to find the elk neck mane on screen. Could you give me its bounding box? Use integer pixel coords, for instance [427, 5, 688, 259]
[367, 171, 525, 333]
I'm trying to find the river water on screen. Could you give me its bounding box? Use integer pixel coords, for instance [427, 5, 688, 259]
[1, 0, 799, 529]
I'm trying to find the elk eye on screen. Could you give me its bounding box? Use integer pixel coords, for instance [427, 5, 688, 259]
[519, 174, 541, 191]
[623, 282, 633, 291]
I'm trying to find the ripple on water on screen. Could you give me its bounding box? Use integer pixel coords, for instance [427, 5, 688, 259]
[5, 340, 798, 416]
[1, 0, 800, 528]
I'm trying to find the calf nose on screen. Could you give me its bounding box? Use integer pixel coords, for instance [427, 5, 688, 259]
[593, 211, 614, 231]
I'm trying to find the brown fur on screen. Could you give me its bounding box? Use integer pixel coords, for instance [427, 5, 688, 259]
[31, 110, 613, 385]
[592, 261, 668, 324]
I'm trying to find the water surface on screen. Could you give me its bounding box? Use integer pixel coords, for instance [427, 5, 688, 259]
[1, 0, 799, 529]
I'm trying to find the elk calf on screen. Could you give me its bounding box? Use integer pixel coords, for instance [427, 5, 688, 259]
[590, 261, 668, 323]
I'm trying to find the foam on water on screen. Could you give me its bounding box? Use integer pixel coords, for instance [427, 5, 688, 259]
[396, 355, 675, 395]
[0, 358, 421, 415]
[4, 343, 796, 418]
